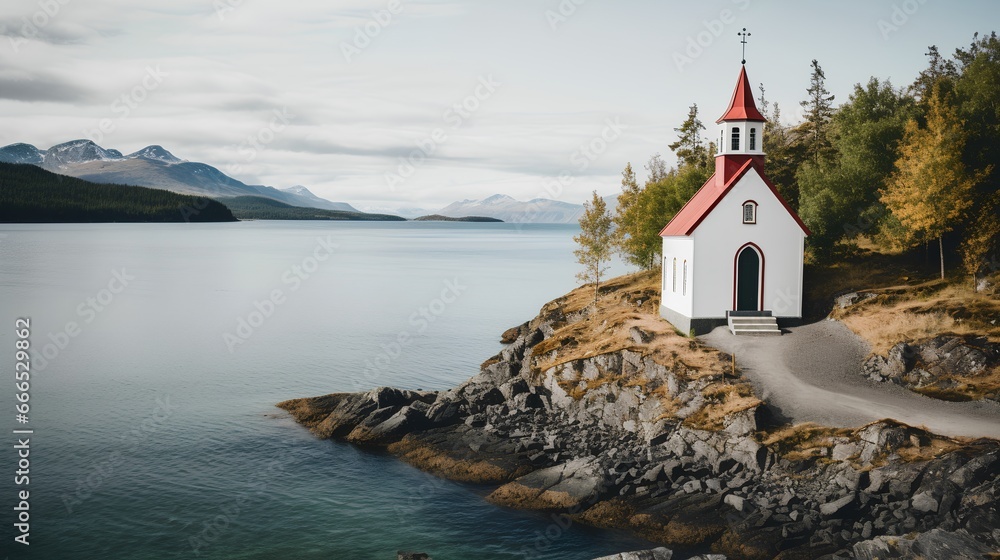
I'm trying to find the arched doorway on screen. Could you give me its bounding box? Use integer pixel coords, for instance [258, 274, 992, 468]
[734, 244, 763, 311]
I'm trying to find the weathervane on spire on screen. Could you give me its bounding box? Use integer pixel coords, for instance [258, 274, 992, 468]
[738, 27, 750, 65]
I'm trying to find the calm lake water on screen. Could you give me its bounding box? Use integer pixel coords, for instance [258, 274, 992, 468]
[0, 221, 654, 560]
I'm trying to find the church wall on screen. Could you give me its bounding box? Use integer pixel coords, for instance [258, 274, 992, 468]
[690, 167, 805, 319]
[659, 236, 694, 323]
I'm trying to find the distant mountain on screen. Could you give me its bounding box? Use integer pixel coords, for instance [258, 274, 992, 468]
[223, 196, 402, 221]
[0, 140, 355, 212]
[280, 185, 358, 212]
[436, 193, 623, 224]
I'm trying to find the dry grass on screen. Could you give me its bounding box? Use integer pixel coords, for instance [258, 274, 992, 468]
[833, 280, 1000, 354]
[895, 433, 968, 463]
[526, 269, 761, 430]
[761, 422, 853, 463]
[683, 381, 763, 432]
[532, 270, 723, 379]
[911, 366, 1000, 402]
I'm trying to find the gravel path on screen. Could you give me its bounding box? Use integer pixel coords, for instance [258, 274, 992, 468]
[699, 319, 1000, 439]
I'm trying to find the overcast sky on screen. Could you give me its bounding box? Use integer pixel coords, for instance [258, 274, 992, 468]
[0, 1, 996, 211]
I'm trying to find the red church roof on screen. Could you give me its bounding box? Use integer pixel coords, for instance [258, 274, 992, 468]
[716, 65, 766, 123]
[659, 158, 811, 237]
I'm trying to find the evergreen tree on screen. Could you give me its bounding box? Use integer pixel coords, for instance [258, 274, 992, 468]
[798, 59, 836, 163]
[798, 78, 914, 254]
[881, 86, 990, 279]
[668, 104, 707, 168]
[574, 191, 614, 305]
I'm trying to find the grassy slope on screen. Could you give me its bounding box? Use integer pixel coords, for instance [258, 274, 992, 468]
[548, 268, 971, 463]
[806, 246, 1000, 401]
[532, 270, 761, 432]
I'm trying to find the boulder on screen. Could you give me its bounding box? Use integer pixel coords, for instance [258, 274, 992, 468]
[590, 547, 673, 560]
[486, 457, 609, 510]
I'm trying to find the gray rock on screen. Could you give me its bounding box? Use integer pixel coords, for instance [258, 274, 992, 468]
[820, 494, 855, 517]
[724, 493, 745, 512]
[590, 547, 673, 560]
[853, 528, 994, 559]
[911, 491, 939, 513]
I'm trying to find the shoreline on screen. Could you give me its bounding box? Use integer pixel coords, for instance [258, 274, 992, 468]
[280, 271, 1000, 559]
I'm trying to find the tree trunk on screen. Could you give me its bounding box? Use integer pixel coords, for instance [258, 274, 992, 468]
[939, 235, 945, 281]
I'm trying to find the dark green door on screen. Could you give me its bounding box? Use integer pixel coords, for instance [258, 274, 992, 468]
[736, 247, 760, 311]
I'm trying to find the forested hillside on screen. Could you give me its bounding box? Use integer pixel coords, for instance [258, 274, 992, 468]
[615, 32, 1000, 286]
[222, 196, 405, 221]
[0, 163, 236, 223]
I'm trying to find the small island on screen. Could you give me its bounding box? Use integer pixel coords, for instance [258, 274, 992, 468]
[412, 214, 503, 222]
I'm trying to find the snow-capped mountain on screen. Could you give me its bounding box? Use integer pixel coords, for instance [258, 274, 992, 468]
[0, 143, 45, 165]
[42, 139, 124, 168]
[0, 140, 356, 212]
[437, 194, 586, 224]
[126, 145, 183, 164]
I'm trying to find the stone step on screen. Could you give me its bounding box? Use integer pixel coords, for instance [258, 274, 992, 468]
[728, 314, 781, 336]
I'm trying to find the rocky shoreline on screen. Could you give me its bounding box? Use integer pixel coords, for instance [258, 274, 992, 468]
[281, 274, 1000, 559]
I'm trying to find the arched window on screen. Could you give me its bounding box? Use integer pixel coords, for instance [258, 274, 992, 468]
[662, 257, 668, 290]
[742, 200, 757, 224]
[749, 127, 757, 150]
[731, 127, 740, 150]
[682, 260, 688, 296]
[719, 130, 724, 152]
[672, 258, 677, 293]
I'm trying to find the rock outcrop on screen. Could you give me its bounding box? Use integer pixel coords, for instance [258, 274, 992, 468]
[280, 273, 1000, 559]
[862, 335, 1000, 403]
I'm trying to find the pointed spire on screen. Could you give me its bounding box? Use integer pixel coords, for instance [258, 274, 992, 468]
[716, 66, 766, 123]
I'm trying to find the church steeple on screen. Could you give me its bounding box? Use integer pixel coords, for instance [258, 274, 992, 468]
[714, 65, 766, 186]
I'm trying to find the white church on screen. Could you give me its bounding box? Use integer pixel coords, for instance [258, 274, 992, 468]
[659, 64, 810, 336]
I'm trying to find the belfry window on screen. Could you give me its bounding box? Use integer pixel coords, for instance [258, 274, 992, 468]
[731, 127, 740, 150]
[749, 127, 757, 150]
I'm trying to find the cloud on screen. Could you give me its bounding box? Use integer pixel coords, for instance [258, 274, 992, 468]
[0, 70, 95, 103]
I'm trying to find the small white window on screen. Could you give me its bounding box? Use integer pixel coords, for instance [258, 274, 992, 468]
[742, 201, 757, 224]
[731, 127, 740, 151]
[682, 260, 688, 296]
[749, 127, 757, 150]
[662, 257, 668, 290]
[672, 258, 677, 293]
